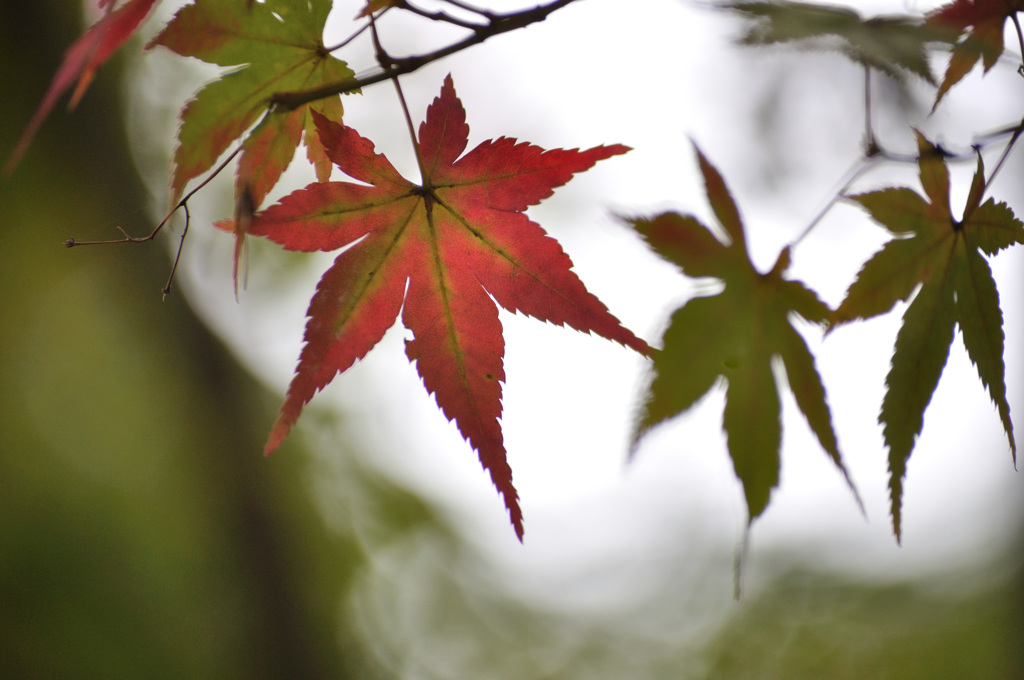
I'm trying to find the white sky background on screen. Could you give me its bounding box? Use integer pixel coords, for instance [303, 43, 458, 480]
[124, 0, 1022, 664]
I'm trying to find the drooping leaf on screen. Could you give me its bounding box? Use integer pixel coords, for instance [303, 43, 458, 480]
[627, 145, 859, 524]
[217, 76, 648, 540]
[5, 0, 160, 174]
[927, 0, 1024, 107]
[147, 0, 355, 207]
[836, 132, 1022, 541]
[725, 1, 954, 84]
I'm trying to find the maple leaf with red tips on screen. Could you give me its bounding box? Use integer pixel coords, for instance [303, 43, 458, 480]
[927, 0, 1024, 107]
[218, 75, 649, 540]
[5, 0, 160, 174]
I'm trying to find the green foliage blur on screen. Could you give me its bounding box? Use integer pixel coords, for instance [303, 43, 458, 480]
[0, 3, 400, 678]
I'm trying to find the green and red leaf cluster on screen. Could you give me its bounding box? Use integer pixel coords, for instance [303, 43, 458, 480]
[837, 132, 1022, 540]
[927, 0, 1024, 106]
[219, 75, 648, 539]
[627, 146, 860, 524]
[147, 0, 354, 207]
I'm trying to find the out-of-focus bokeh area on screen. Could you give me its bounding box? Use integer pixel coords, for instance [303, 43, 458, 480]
[1, 1, 1022, 679]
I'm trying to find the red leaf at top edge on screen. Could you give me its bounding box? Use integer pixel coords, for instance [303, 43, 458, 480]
[4, 0, 159, 175]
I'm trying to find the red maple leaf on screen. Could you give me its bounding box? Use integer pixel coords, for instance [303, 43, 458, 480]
[5, 0, 160, 174]
[220, 75, 649, 539]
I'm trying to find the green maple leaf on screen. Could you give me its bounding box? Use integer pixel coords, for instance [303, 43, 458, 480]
[147, 0, 354, 205]
[627, 144, 859, 524]
[725, 1, 955, 84]
[836, 131, 1022, 541]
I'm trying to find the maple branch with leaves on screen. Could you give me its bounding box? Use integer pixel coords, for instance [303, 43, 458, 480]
[7, 0, 1024, 549]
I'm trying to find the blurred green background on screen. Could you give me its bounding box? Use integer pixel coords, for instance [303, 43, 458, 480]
[0, 3, 394, 678]
[1, 3, 1021, 679]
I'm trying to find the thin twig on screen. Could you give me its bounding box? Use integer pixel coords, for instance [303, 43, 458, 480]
[439, 0, 494, 19]
[733, 526, 749, 601]
[862, 64, 879, 158]
[791, 156, 880, 247]
[272, 0, 581, 111]
[400, 0, 487, 29]
[163, 202, 190, 299]
[324, 17, 375, 52]
[980, 120, 1024, 200]
[66, 144, 245, 296]
[370, 18, 427, 183]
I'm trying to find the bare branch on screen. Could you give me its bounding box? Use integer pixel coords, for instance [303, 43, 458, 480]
[272, 0, 581, 111]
